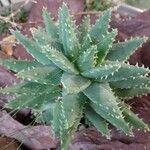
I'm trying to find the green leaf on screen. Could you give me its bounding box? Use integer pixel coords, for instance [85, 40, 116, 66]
[81, 62, 120, 78]
[61, 94, 85, 150]
[11, 31, 53, 65]
[52, 93, 85, 150]
[5, 85, 60, 111]
[59, 3, 80, 61]
[114, 87, 150, 99]
[106, 37, 147, 62]
[97, 30, 117, 64]
[97, 63, 149, 82]
[90, 9, 111, 41]
[84, 83, 132, 135]
[110, 76, 150, 89]
[78, 15, 91, 42]
[0, 82, 27, 95]
[79, 16, 92, 53]
[17, 66, 62, 85]
[52, 94, 83, 135]
[37, 108, 53, 125]
[61, 93, 84, 129]
[119, 102, 149, 130]
[31, 27, 63, 51]
[42, 8, 58, 39]
[77, 45, 97, 71]
[41, 45, 79, 74]
[0, 82, 61, 97]
[52, 100, 62, 137]
[0, 59, 43, 72]
[61, 73, 91, 94]
[85, 106, 110, 138]
[81, 34, 92, 53]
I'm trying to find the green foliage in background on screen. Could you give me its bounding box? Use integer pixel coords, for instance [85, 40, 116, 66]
[0, 9, 28, 34]
[86, 0, 113, 11]
[126, 0, 139, 5]
[0, 10, 11, 34]
[0, 3, 150, 150]
[126, 0, 150, 9]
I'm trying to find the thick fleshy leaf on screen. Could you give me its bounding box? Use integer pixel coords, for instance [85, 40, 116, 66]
[52, 100, 62, 137]
[37, 108, 53, 125]
[81, 34, 92, 53]
[81, 62, 120, 78]
[84, 83, 132, 135]
[61, 93, 84, 129]
[77, 45, 97, 71]
[90, 9, 111, 41]
[78, 15, 91, 42]
[42, 8, 58, 39]
[0, 82, 60, 96]
[61, 73, 91, 94]
[97, 63, 149, 82]
[5, 85, 61, 111]
[85, 106, 110, 138]
[41, 45, 79, 74]
[97, 30, 117, 64]
[52, 94, 84, 134]
[62, 94, 85, 150]
[17, 66, 62, 85]
[0, 82, 27, 95]
[58, 3, 80, 61]
[31, 27, 63, 51]
[119, 102, 149, 130]
[11, 31, 53, 65]
[52, 93, 85, 149]
[110, 76, 150, 89]
[0, 59, 42, 72]
[106, 37, 147, 61]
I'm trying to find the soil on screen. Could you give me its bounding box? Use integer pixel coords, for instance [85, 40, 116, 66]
[0, 0, 150, 150]
[0, 137, 18, 150]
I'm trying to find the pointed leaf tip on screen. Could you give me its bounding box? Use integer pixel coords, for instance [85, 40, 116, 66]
[42, 8, 58, 39]
[90, 9, 111, 41]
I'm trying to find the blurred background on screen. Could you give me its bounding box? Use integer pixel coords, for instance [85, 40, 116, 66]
[0, 0, 150, 11]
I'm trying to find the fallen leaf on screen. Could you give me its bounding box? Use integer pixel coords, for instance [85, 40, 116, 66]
[1, 35, 16, 56]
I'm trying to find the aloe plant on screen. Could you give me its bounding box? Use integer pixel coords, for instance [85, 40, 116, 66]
[0, 3, 150, 150]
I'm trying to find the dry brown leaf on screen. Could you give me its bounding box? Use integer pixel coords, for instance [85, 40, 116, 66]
[1, 35, 16, 56]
